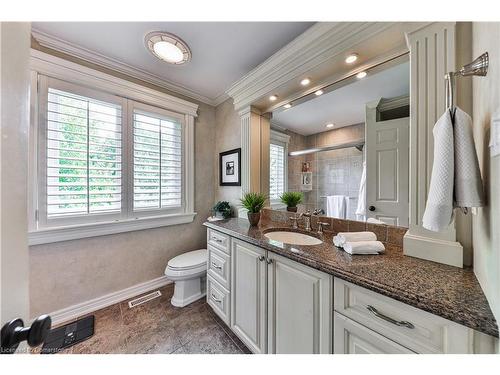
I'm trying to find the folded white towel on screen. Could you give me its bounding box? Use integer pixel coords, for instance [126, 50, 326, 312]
[422, 110, 455, 231]
[343, 240, 385, 255]
[333, 231, 377, 247]
[453, 108, 485, 208]
[326, 195, 347, 219]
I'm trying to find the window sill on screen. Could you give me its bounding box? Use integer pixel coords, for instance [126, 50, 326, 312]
[28, 212, 197, 246]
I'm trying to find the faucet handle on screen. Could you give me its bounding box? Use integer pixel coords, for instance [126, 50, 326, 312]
[289, 215, 299, 229]
[317, 221, 330, 234]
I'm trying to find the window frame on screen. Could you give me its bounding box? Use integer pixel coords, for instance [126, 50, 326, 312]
[28, 50, 198, 245]
[269, 130, 290, 208]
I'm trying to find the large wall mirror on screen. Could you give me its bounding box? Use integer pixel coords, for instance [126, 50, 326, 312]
[268, 57, 410, 227]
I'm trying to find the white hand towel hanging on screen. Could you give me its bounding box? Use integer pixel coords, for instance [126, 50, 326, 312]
[453, 107, 485, 208]
[355, 161, 367, 221]
[423, 107, 484, 232]
[422, 110, 455, 231]
[326, 195, 347, 219]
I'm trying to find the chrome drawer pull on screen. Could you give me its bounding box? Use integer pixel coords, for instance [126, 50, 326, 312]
[366, 305, 415, 329]
[211, 262, 222, 270]
[212, 237, 223, 243]
[211, 293, 222, 303]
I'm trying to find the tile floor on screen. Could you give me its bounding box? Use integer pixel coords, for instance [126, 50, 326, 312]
[53, 284, 250, 354]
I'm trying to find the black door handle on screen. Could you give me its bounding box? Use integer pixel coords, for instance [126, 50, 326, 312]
[1, 315, 51, 354]
[368, 205, 376, 211]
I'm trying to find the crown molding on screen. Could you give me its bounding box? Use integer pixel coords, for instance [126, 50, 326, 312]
[226, 22, 400, 111]
[31, 28, 218, 107]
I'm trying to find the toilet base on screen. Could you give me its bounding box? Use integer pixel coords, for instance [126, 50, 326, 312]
[171, 276, 206, 307]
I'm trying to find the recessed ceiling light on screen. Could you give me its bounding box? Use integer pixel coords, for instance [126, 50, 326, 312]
[315, 90, 324, 96]
[269, 95, 278, 101]
[300, 78, 311, 86]
[145, 31, 191, 65]
[356, 71, 367, 79]
[326, 123, 334, 128]
[345, 54, 358, 64]
[284, 103, 292, 109]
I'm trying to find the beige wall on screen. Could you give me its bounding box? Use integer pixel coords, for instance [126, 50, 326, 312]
[1, 22, 31, 322]
[471, 22, 500, 324]
[29, 44, 216, 317]
[214, 98, 241, 207]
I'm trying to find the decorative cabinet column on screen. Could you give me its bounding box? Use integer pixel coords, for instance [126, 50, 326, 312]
[238, 106, 270, 217]
[404, 22, 463, 267]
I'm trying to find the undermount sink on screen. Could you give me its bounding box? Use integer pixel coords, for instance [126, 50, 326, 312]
[264, 231, 322, 246]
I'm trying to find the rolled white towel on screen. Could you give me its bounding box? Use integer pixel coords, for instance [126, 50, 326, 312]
[333, 231, 377, 247]
[343, 241, 385, 255]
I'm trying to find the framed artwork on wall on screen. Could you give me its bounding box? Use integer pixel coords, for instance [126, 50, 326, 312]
[219, 148, 241, 186]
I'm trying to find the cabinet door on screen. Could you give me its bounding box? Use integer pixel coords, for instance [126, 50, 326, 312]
[334, 312, 415, 354]
[230, 239, 267, 354]
[267, 252, 333, 354]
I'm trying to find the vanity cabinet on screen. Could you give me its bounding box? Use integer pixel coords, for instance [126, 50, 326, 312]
[207, 228, 496, 354]
[267, 251, 332, 353]
[230, 238, 267, 354]
[230, 237, 332, 354]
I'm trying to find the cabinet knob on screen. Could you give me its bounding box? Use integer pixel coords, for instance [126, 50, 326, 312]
[368, 205, 376, 212]
[258, 256, 265, 262]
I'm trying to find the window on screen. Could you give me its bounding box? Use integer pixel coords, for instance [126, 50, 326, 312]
[131, 104, 184, 214]
[269, 130, 290, 202]
[29, 55, 197, 245]
[269, 142, 285, 200]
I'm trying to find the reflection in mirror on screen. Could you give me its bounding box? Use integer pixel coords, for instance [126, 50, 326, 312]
[269, 60, 410, 227]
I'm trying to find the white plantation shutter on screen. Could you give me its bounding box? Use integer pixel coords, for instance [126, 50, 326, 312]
[45, 86, 123, 219]
[133, 109, 183, 211]
[270, 142, 285, 200]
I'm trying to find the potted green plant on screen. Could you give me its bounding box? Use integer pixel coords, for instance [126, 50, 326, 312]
[279, 191, 303, 212]
[213, 201, 232, 219]
[240, 192, 266, 226]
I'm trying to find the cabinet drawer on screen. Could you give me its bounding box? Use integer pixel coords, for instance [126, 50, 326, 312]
[334, 312, 415, 354]
[208, 245, 230, 289]
[207, 275, 230, 325]
[333, 278, 472, 354]
[207, 228, 230, 254]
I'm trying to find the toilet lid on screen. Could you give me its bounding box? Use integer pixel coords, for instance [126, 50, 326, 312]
[167, 249, 207, 270]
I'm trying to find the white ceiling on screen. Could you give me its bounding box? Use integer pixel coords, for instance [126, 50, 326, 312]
[32, 22, 314, 103]
[272, 61, 409, 135]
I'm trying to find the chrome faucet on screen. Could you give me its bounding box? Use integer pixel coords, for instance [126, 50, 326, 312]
[300, 211, 312, 231]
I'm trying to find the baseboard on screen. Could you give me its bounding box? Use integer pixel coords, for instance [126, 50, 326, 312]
[46, 276, 172, 326]
[403, 232, 463, 268]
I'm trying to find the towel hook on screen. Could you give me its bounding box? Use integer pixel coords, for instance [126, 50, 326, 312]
[445, 52, 489, 112]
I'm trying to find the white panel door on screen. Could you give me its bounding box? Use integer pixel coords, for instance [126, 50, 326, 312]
[267, 252, 332, 354]
[230, 239, 267, 354]
[366, 104, 409, 226]
[334, 313, 415, 354]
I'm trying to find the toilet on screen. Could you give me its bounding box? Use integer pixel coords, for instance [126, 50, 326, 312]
[164, 249, 207, 307]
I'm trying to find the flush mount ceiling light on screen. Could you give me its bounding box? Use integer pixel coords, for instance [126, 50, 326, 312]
[300, 78, 311, 86]
[345, 54, 358, 64]
[269, 95, 278, 101]
[326, 123, 334, 128]
[315, 90, 324, 96]
[145, 31, 191, 65]
[356, 71, 367, 79]
[284, 103, 292, 109]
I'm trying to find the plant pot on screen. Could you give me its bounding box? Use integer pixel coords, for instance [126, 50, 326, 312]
[287, 206, 298, 212]
[247, 212, 261, 226]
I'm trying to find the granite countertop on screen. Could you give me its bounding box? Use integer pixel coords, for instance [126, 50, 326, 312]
[204, 218, 498, 338]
